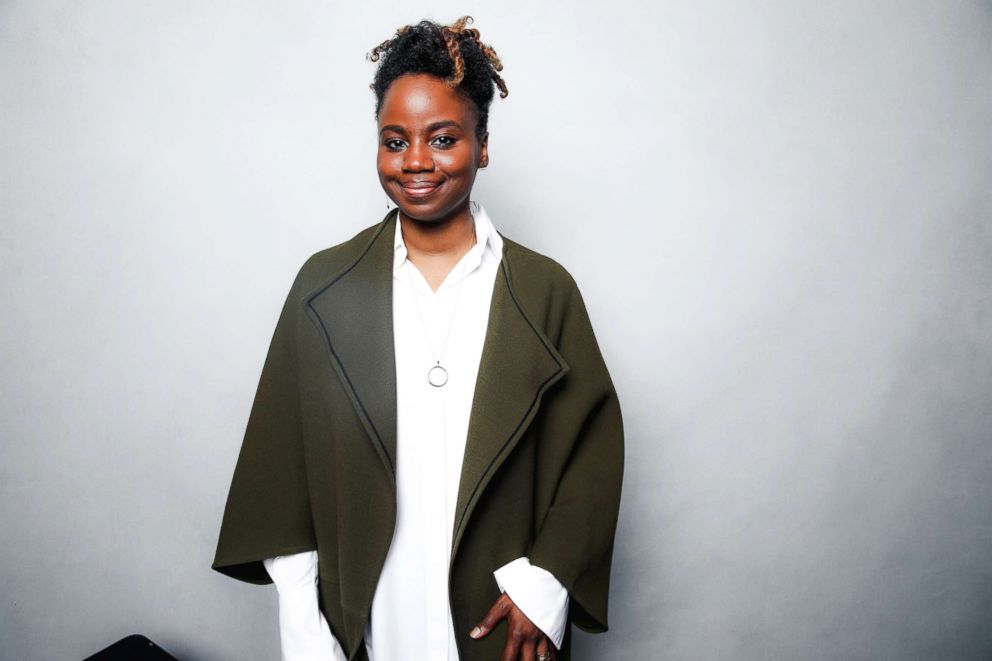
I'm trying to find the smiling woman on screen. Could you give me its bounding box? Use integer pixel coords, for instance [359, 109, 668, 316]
[212, 15, 624, 661]
[369, 16, 505, 293]
[376, 75, 485, 226]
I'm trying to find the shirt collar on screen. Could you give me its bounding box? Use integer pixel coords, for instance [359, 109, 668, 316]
[393, 200, 502, 276]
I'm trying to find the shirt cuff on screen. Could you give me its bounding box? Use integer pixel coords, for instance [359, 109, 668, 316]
[492, 556, 570, 650]
[263, 551, 349, 661]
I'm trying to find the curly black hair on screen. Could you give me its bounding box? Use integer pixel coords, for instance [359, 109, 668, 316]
[367, 16, 508, 142]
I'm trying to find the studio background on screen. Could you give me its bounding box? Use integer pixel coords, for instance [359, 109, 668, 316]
[2, 1, 991, 659]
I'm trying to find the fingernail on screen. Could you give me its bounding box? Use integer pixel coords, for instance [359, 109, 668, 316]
[470, 626, 482, 638]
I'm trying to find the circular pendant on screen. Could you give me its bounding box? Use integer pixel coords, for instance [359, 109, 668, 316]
[428, 364, 448, 387]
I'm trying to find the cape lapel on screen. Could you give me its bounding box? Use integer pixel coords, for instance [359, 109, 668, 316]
[303, 210, 570, 564]
[449, 239, 570, 563]
[303, 213, 399, 477]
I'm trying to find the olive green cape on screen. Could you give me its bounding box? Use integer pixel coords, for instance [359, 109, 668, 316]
[212, 209, 624, 660]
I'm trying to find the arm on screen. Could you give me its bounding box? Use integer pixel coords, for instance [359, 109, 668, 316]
[493, 556, 570, 650]
[526, 276, 625, 634]
[263, 551, 349, 661]
[212, 263, 317, 583]
[471, 276, 624, 654]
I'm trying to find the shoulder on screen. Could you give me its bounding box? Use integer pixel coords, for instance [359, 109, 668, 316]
[499, 234, 592, 340]
[501, 234, 581, 300]
[289, 214, 392, 296]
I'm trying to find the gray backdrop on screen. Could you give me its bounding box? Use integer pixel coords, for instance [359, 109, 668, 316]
[2, 1, 990, 659]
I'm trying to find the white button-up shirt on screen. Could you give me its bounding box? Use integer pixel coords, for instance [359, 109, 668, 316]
[263, 201, 568, 661]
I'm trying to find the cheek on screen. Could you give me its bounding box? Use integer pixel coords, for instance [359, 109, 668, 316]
[437, 146, 478, 175]
[377, 147, 404, 168]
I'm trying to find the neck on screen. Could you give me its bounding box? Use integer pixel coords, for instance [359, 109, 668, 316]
[398, 203, 476, 258]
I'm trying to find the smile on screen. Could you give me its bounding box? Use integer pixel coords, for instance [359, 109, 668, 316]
[400, 181, 444, 198]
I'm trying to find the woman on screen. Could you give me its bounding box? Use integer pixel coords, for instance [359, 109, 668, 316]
[212, 16, 624, 661]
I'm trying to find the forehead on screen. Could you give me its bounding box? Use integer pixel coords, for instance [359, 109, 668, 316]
[378, 73, 476, 129]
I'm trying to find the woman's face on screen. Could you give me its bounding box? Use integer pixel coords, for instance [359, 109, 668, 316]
[377, 73, 488, 223]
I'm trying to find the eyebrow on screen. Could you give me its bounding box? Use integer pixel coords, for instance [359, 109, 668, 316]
[379, 120, 462, 136]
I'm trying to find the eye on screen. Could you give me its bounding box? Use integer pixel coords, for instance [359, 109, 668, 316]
[432, 135, 457, 148]
[383, 138, 406, 151]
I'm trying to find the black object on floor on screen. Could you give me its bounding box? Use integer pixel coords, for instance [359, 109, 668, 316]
[82, 634, 179, 660]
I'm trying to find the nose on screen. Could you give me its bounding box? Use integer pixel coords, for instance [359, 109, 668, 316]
[402, 139, 434, 172]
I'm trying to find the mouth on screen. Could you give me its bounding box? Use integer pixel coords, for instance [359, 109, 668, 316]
[399, 179, 444, 199]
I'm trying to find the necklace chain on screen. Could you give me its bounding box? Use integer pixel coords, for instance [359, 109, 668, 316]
[401, 211, 478, 387]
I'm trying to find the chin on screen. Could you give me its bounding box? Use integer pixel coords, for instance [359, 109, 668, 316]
[396, 204, 431, 221]
[396, 202, 455, 223]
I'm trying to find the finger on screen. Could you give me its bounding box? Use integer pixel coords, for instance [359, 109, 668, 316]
[520, 637, 536, 661]
[470, 593, 511, 641]
[536, 637, 549, 661]
[500, 627, 522, 661]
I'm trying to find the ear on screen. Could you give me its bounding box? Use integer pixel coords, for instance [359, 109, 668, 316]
[479, 131, 489, 168]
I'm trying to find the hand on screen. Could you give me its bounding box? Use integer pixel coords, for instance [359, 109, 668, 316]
[469, 592, 558, 660]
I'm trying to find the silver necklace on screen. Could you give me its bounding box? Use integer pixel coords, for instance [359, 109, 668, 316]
[402, 213, 477, 387]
